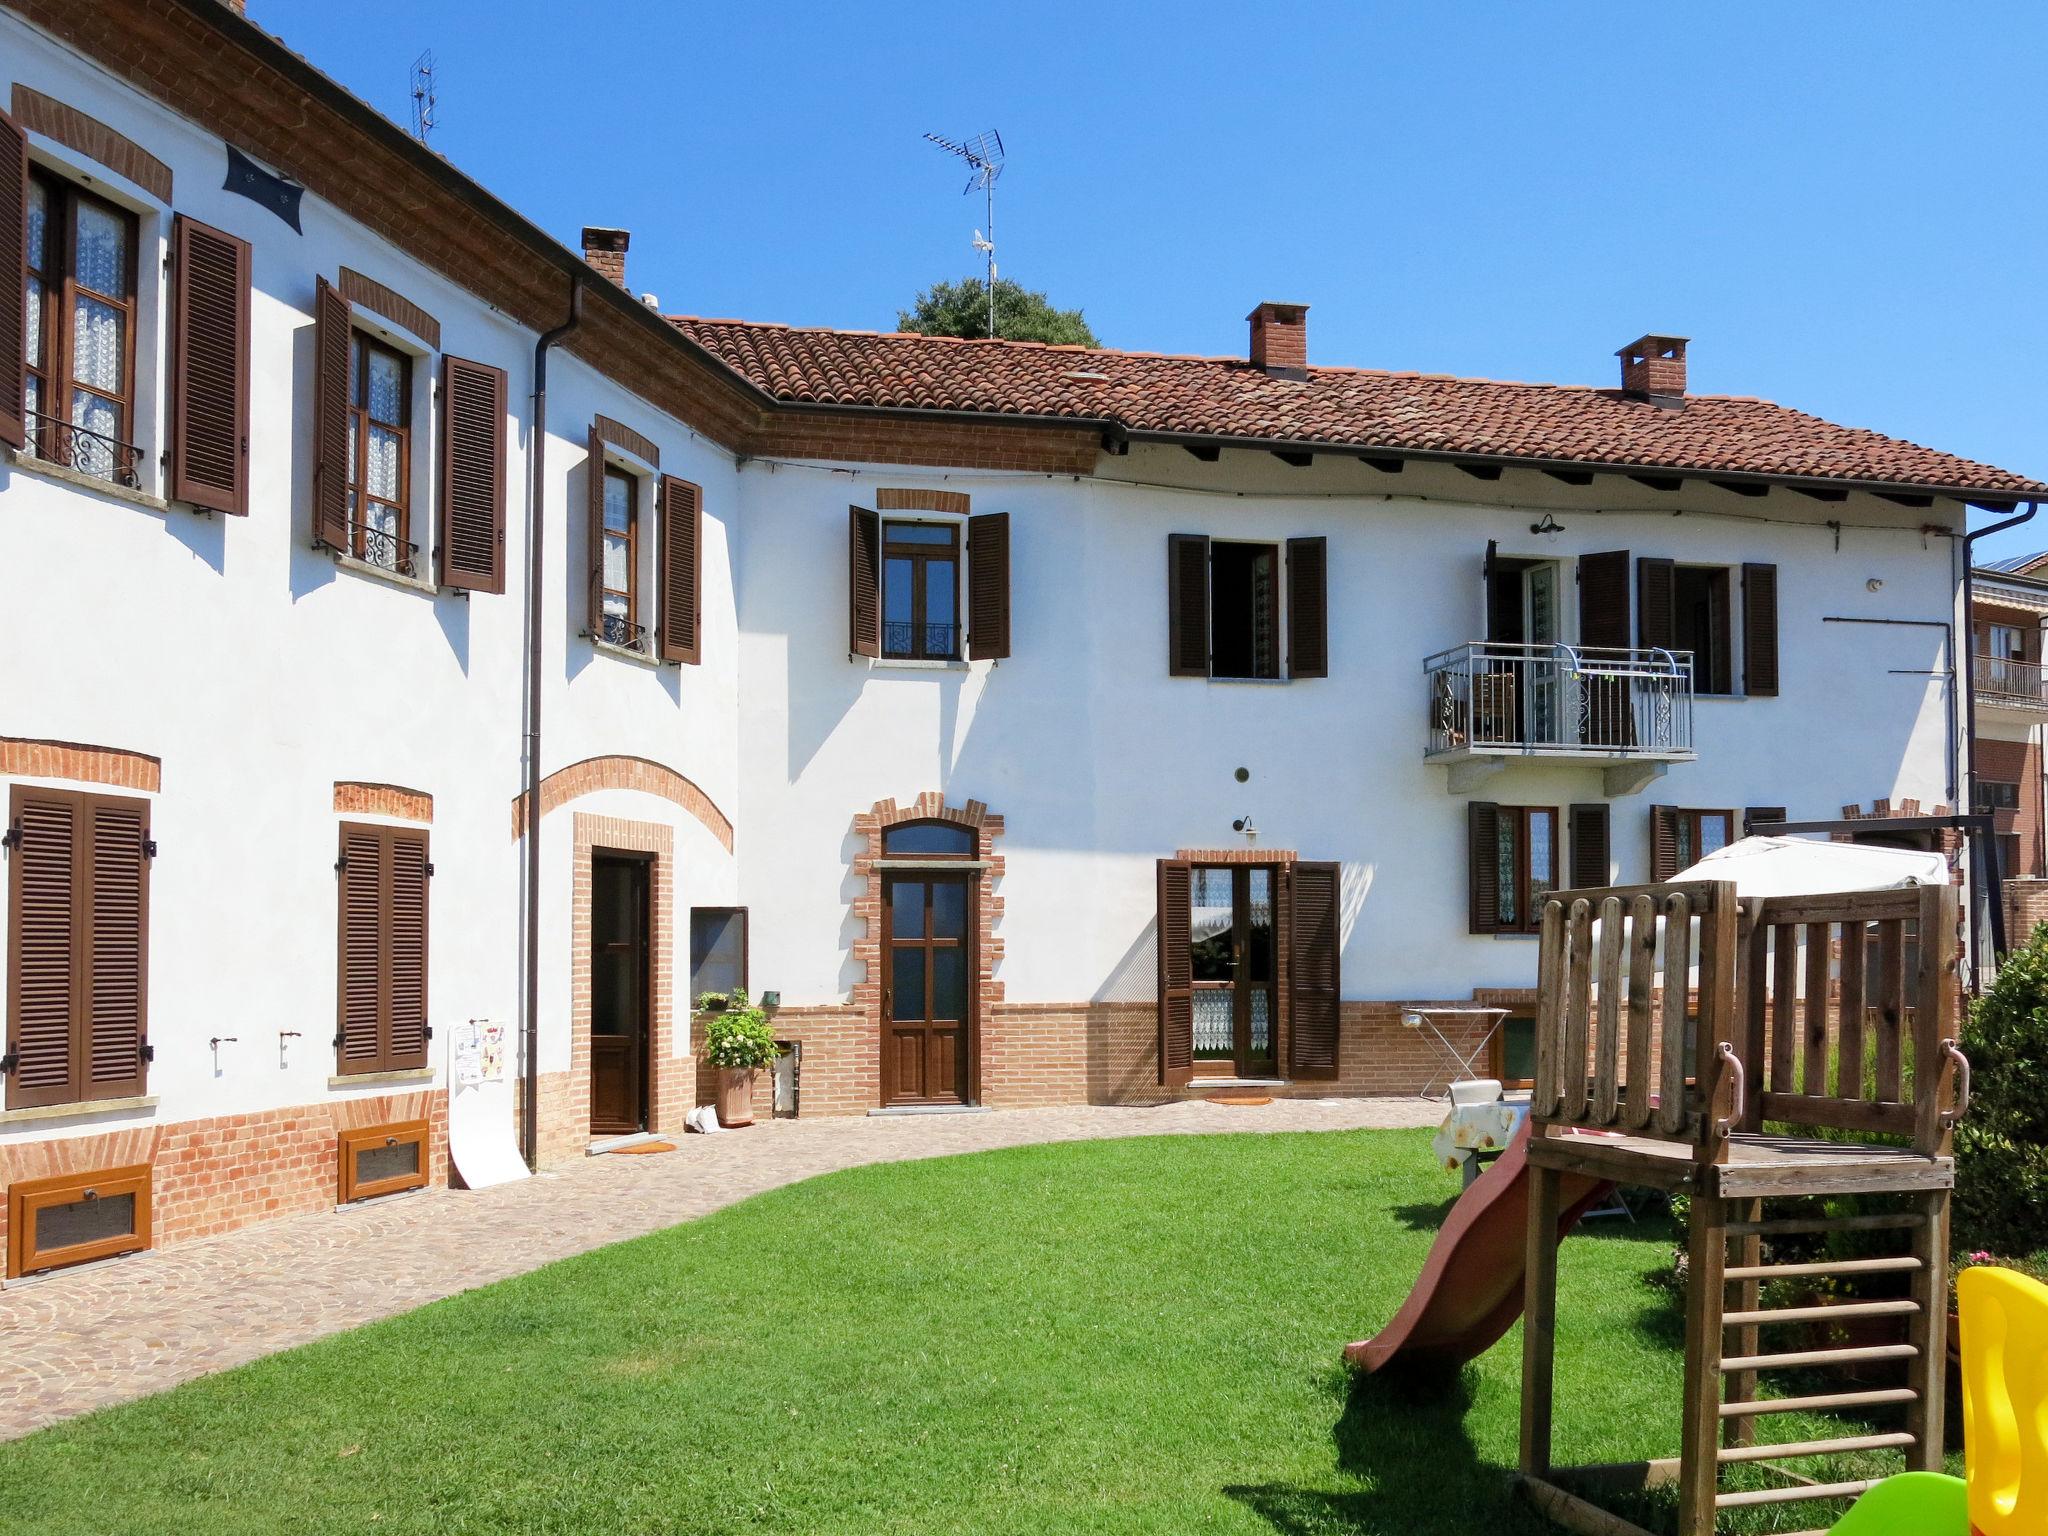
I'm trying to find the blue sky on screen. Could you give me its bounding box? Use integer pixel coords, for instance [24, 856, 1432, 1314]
[260, 1, 2046, 556]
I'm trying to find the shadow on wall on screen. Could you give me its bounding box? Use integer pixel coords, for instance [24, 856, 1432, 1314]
[163, 492, 227, 575]
[836, 825, 868, 995]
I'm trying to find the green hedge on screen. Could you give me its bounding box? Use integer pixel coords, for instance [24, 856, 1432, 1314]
[1954, 922, 2048, 1255]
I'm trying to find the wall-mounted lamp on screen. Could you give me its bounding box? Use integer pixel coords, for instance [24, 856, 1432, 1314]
[1232, 815, 1259, 843]
[1530, 513, 1566, 537]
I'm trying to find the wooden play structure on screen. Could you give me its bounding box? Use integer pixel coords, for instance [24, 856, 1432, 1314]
[1518, 878, 1969, 1536]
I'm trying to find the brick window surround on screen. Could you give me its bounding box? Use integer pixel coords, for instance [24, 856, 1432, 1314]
[509, 754, 732, 851]
[332, 781, 433, 822]
[852, 794, 1004, 1107]
[0, 736, 160, 793]
[10, 84, 173, 203]
[568, 813, 679, 1146]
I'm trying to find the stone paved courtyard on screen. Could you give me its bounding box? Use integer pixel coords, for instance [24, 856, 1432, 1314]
[0, 1097, 1437, 1441]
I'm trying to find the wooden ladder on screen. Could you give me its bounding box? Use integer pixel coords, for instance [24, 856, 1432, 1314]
[1676, 1194, 1950, 1536]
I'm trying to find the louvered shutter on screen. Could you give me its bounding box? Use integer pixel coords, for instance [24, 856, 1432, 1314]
[1287, 861, 1341, 1080]
[1636, 557, 1675, 651]
[1649, 805, 1680, 881]
[311, 277, 352, 551]
[1743, 562, 1779, 696]
[7, 793, 79, 1108]
[966, 511, 1011, 661]
[337, 825, 385, 1072]
[848, 505, 881, 658]
[1168, 534, 1210, 677]
[1578, 550, 1631, 648]
[1569, 803, 1611, 890]
[657, 475, 703, 664]
[1286, 536, 1329, 679]
[0, 107, 28, 450]
[1156, 859, 1194, 1088]
[587, 428, 609, 638]
[83, 797, 149, 1099]
[168, 215, 252, 515]
[385, 831, 430, 1070]
[438, 355, 507, 593]
[1468, 801, 1502, 934]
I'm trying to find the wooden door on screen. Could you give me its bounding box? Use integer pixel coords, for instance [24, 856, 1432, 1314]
[588, 853, 650, 1136]
[881, 874, 973, 1106]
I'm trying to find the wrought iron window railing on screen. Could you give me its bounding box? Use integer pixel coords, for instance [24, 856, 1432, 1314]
[1974, 653, 2048, 707]
[24, 410, 142, 489]
[1424, 640, 1695, 758]
[344, 519, 419, 579]
[598, 613, 651, 655]
[882, 621, 961, 660]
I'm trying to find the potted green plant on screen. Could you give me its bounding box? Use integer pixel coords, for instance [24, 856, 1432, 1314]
[699, 990, 778, 1128]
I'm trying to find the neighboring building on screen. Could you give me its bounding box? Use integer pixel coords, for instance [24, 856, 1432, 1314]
[1, 0, 2042, 1275]
[1970, 552, 2048, 940]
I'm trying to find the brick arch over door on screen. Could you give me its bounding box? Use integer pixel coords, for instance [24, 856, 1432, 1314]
[508, 755, 734, 851]
[853, 794, 1005, 1105]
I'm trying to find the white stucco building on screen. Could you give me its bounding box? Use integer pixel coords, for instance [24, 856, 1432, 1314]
[0, 0, 2037, 1276]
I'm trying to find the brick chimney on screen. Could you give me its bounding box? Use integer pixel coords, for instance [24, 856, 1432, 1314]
[1248, 303, 1309, 378]
[1616, 334, 1688, 404]
[581, 226, 630, 287]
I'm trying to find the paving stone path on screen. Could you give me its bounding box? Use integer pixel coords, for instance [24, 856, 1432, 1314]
[0, 1097, 1436, 1440]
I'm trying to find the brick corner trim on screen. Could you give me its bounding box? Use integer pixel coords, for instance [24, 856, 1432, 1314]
[337, 267, 442, 351]
[0, 736, 161, 793]
[333, 781, 434, 823]
[10, 84, 173, 203]
[510, 755, 733, 851]
[876, 488, 971, 515]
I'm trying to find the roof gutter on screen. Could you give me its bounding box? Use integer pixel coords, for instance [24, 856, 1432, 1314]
[1961, 499, 2038, 977]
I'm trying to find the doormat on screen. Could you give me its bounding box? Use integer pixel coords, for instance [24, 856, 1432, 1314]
[1204, 1093, 1274, 1107]
[610, 1140, 677, 1155]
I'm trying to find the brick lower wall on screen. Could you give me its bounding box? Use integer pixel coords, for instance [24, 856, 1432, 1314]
[2006, 878, 2048, 949]
[0, 1087, 446, 1276]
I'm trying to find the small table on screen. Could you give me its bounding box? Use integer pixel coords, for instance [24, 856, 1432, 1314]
[1401, 1006, 1510, 1100]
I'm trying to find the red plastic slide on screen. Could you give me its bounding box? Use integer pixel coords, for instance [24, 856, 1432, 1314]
[1345, 1118, 1615, 1376]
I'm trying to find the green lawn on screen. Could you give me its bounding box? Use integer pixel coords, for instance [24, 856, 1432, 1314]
[0, 1129, 1932, 1535]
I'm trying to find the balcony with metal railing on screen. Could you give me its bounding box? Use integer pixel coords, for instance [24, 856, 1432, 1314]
[1424, 640, 1696, 795]
[882, 621, 960, 661]
[1974, 653, 2048, 711]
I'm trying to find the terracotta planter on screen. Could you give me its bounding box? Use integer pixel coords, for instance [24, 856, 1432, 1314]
[716, 1067, 757, 1128]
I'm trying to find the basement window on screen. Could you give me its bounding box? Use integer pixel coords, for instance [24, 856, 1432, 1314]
[1210, 541, 1280, 680]
[338, 1120, 429, 1204]
[7, 1165, 152, 1278]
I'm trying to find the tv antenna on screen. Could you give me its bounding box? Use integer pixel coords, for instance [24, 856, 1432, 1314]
[410, 49, 437, 142]
[923, 130, 1005, 338]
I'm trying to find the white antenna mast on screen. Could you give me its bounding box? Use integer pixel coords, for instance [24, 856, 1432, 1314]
[923, 130, 1005, 339]
[410, 50, 437, 143]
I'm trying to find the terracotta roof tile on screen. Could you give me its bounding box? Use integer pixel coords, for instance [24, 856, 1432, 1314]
[669, 316, 2045, 498]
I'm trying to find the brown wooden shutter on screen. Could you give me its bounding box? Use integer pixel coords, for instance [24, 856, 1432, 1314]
[657, 475, 703, 664]
[311, 276, 352, 551]
[168, 215, 252, 515]
[83, 797, 149, 1099]
[849, 505, 881, 658]
[1286, 536, 1329, 679]
[1742, 561, 1779, 696]
[1156, 859, 1194, 1088]
[384, 831, 430, 1071]
[336, 825, 385, 1073]
[1578, 549, 1631, 648]
[1636, 557, 1675, 650]
[966, 511, 1011, 661]
[587, 428, 609, 637]
[6, 792, 79, 1108]
[0, 107, 25, 450]
[1568, 803, 1611, 890]
[1287, 861, 1341, 1079]
[1649, 805, 1680, 881]
[1468, 801, 1502, 934]
[1168, 534, 1210, 677]
[438, 355, 508, 593]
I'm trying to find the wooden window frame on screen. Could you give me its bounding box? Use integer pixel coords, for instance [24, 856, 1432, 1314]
[5, 785, 152, 1110]
[7, 1163, 151, 1278]
[880, 819, 977, 858]
[1488, 1017, 1538, 1091]
[337, 1119, 429, 1204]
[600, 463, 641, 648]
[1481, 806, 1559, 936]
[1187, 862, 1283, 1076]
[1669, 807, 1735, 873]
[1209, 539, 1283, 681]
[1672, 563, 1735, 695]
[26, 167, 141, 481]
[333, 822, 432, 1077]
[346, 331, 415, 573]
[881, 519, 962, 661]
[688, 905, 749, 1001]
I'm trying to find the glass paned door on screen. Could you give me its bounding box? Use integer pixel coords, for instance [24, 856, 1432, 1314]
[1188, 865, 1278, 1078]
[589, 854, 651, 1136]
[881, 874, 973, 1105]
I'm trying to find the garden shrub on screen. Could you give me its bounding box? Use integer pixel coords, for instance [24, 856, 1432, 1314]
[1954, 922, 2048, 1256]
